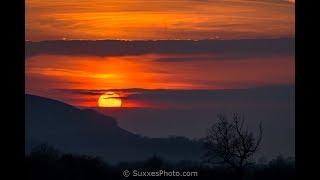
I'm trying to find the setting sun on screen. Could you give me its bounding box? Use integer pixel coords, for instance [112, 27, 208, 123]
[98, 92, 122, 107]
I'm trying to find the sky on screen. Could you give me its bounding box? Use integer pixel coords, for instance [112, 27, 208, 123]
[26, 0, 295, 107]
[26, 0, 294, 41]
[25, 39, 294, 107]
[26, 0, 295, 154]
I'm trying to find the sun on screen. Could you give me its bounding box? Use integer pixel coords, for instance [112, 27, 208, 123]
[98, 92, 122, 107]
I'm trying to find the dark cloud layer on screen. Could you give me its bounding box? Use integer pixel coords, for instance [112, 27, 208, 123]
[57, 85, 294, 107]
[26, 38, 294, 60]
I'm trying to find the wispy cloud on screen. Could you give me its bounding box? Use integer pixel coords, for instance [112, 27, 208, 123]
[26, 0, 294, 40]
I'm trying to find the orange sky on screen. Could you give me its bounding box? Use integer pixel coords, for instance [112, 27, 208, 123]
[25, 0, 295, 108]
[26, 54, 294, 90]
[25, 54, 294, 107]
[26, 0, 294, 41]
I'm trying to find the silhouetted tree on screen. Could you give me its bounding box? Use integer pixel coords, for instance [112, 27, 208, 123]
[203, 113, 263, 179]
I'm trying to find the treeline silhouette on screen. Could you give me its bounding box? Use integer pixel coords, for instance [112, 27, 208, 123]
[26, 144, 295, 180]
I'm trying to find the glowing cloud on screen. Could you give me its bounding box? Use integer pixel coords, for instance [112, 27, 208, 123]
[26, 0, 294, 41]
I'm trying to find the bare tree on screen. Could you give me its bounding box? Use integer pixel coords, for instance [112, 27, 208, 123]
[203, 113, 263, 179]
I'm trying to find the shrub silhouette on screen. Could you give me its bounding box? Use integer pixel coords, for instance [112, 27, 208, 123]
[26, 144, 110, 180]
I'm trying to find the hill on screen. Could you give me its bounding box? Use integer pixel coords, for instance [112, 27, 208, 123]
[25, 94, 203, 163]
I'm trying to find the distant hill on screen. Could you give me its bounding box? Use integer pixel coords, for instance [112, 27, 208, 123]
[25, 94, 203, 163]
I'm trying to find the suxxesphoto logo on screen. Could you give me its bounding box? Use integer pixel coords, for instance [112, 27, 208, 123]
[123, 170, 130, 177]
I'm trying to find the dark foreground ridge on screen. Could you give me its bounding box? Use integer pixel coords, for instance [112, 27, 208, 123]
[26, 144, 295, 180]
[25, 94, 203, 163]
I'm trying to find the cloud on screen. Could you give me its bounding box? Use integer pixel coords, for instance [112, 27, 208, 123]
[26, 38, 294, 60]
[26, 0, 294, 41]
[56, 85, 294, 108]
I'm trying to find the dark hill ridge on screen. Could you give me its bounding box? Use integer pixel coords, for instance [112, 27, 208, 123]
[25, 94, 203, 163]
